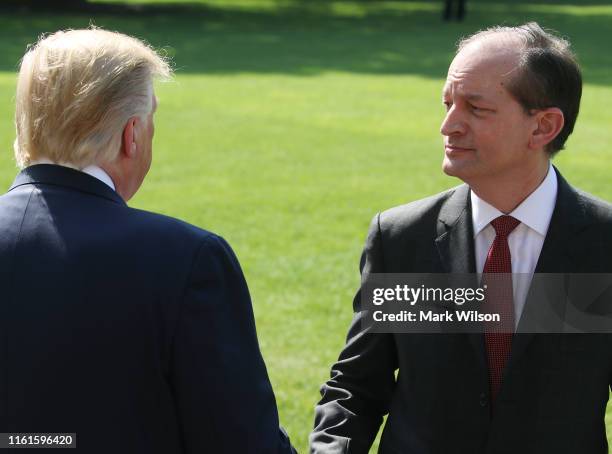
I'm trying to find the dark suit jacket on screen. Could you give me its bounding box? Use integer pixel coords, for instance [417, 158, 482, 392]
[311, 168, 612, 454]
[0, 164, 294, 454]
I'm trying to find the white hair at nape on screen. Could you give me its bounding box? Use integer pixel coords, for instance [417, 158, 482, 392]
[14, 27, 172, 169]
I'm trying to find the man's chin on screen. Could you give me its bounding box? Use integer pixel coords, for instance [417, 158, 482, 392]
[442, 157, 463, 177]
[441, 157, 477, 182]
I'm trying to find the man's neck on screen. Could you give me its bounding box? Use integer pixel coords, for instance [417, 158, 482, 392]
[468, 160, 551, 214]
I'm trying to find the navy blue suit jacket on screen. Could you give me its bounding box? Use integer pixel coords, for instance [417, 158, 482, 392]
[0, 164, 294, 453]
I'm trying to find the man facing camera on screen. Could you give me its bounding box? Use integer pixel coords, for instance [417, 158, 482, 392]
[0, 28, 294, 454]
[311, 23, 612, 454]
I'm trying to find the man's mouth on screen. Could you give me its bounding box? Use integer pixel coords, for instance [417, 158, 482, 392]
[445, 145, 475, 153]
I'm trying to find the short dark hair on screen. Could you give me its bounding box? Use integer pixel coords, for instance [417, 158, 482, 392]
[458, 22, 582, 155]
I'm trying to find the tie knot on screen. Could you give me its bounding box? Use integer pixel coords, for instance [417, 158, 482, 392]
[490, 215, 520, 238]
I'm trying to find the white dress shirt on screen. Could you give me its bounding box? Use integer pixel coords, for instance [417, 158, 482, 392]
[29, 158, 116, 191]
[471, 163, 557, 327]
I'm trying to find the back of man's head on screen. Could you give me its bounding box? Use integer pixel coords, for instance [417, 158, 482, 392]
[458, 22, 582, 155]
[14, 27, 171, 169]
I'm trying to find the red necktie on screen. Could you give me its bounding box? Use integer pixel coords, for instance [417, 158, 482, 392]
[483, 215, 520, 402]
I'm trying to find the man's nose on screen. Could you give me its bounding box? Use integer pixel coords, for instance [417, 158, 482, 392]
[440, 105, 466, 137]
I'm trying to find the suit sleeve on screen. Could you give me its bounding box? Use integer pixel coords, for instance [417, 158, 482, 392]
[170, 234, 295, 454]
[310, 214, 398, 454]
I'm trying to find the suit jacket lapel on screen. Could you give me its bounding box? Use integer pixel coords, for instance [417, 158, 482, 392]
[432, 170, 593, 403]
[434, 185, 488, 374]
[435, 184, 476, 274]
[532, 169, 582, 274]
[509, 167, 590, 372]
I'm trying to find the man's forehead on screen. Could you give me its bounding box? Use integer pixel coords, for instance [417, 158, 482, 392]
[443, 43, 520, 96]
[450, 45, 518, 76]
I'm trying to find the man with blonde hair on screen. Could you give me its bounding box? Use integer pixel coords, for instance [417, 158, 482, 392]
[0, 28, 294, 453]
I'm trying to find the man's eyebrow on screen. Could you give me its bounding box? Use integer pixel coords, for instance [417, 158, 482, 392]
[442, 89, 491, 104]
[465, 93, 485, 101]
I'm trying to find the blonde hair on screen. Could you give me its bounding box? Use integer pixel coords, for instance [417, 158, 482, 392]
[14, 27, 172, 169]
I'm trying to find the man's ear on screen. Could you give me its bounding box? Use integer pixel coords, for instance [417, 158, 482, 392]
[529, 107, 564, 150]
[122, 117, 138, 159]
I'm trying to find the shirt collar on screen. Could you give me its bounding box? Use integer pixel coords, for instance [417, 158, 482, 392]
[470, 162, 558, 237]
[28, 158, 116, 191]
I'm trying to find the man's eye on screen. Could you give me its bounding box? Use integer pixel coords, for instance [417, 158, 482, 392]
[470, 104, 486, 112]
[443, 101, 452, 110]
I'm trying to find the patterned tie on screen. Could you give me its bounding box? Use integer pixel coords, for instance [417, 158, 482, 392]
[483, 215, 520, 403]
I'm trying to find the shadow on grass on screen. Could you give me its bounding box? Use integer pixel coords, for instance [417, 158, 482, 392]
[0, 0, 611, 85]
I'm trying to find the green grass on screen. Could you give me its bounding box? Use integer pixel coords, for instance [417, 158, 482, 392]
[1, 1, 612, 452]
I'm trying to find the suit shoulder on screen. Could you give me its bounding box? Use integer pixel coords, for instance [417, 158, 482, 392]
[377, 185, 463, 236]
[123, 207, 242, 275]
[575, 188, 612, 224]
[124, 207, 225, 248]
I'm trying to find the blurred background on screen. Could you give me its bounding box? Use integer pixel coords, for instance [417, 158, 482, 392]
[1, 0, 611, 451]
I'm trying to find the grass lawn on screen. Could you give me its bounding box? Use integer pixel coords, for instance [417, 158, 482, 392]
[1, 0, 611, 452]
